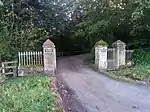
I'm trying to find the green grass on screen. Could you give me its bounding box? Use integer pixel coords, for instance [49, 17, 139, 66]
[109, 65, 150, 80]
[0, 75, 56, 112]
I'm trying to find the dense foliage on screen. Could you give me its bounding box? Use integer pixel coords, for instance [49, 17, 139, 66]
[70, 0, 150, 49]
[0, 0, 73, 61]
[0, 75, 55, 112]
[0, 0, 150, 61]
[132, 49, 150, 66]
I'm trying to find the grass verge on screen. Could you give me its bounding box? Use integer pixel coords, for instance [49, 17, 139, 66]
[0, 75, 56, 112]
[108, 65, 150, 80]
[102, 71, 146, 85]
[85, 53, 150, 85]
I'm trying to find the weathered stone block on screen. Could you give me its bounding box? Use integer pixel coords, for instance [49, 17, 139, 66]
[95, 45, 107, 70]
[43, 39, 56, 74]
[112, 40, 126, 69]
[18, 66, 43, 76]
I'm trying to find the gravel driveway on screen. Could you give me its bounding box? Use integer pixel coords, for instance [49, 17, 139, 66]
[57, 55, 150, 112]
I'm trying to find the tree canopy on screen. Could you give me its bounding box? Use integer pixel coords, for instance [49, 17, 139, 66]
[70, 0, 150, 48]
[0, 0, 150, 61]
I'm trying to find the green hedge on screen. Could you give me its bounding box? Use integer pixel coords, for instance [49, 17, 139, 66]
[132, 48, 150, 66]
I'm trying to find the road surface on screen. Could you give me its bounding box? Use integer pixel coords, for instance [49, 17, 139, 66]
[57, 55, 150, 112]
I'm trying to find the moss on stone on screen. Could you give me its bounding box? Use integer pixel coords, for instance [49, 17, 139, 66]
[90, 40, 108, 63]
[95, 40, 108, 47]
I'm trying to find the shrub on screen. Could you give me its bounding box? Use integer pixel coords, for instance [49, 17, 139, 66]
[132, 48, 150, 66]
[0, 75, 56, 112]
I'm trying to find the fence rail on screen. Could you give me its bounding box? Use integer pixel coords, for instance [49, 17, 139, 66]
[18, 51, 82, 66]
[0, 61, 17, 77]
[19, 51, 43, 66]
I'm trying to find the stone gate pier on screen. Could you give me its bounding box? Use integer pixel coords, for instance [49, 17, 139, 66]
[112, 40, 126, 69]
[43, 39, 56, 74]
[95, 40, 126, 70]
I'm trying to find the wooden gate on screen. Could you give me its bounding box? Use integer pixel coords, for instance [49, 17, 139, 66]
[107, 48, 116, 70]
[0, 61, 18, 77]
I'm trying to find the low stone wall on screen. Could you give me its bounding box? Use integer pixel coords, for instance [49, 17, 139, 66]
[18, 66, 43, 76]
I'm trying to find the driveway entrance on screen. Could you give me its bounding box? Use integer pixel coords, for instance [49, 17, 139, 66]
[57, 55, 150, 112]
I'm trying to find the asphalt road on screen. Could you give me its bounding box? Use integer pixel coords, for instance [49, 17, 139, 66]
[57, 55, 150, 112]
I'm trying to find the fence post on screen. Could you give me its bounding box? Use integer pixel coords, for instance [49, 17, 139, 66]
[18, 52, 21, 66]
[2, 62, 5, 74]
[43, 39, 56, 74]
[112, 40, 126, 69]
[13, 61, 17, 77]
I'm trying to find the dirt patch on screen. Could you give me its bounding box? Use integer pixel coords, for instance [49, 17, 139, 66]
[48, 74, 64, 111]
[56, 74, 88, 112]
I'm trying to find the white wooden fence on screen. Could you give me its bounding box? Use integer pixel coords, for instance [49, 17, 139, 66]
[18, 51, 43, 66]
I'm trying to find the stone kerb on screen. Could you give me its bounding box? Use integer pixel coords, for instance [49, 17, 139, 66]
[112, 40, 126, 69]
[95, 45, 108, 70]
[43, 39, 56, 74]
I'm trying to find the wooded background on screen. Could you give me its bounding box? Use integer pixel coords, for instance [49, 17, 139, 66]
[0, 0, 150, 61]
